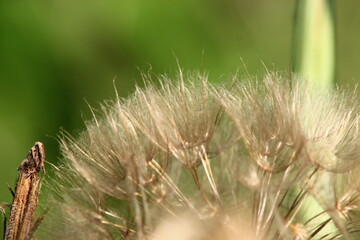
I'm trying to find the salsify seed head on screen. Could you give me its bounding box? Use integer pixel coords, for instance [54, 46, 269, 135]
[40, 73, 360, 240]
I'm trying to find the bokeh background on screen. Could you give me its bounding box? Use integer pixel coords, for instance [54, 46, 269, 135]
[0, 0, 359, 212]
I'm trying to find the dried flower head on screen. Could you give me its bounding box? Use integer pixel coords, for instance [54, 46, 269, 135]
[39, 73, 360, 240]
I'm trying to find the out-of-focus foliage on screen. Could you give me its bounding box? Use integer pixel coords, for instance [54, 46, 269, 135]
[293, 0, 335, 90]
[0, 0, 359, 221]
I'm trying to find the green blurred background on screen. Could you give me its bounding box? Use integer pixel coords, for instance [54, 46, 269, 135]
[0, 0, 359, 209]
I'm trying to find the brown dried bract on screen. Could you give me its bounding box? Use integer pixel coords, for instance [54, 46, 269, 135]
[5, 142, 45, 240]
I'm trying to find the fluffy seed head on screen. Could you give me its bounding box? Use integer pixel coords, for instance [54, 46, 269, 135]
[40, 73, 360, 240]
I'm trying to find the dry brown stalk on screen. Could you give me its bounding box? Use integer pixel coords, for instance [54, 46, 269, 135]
[4, 142, 45, 240]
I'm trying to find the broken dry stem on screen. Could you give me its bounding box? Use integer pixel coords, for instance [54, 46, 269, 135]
[5, 142, 45, 240]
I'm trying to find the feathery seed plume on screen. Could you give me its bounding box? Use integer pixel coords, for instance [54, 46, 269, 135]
[40, 73, 360, 240]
